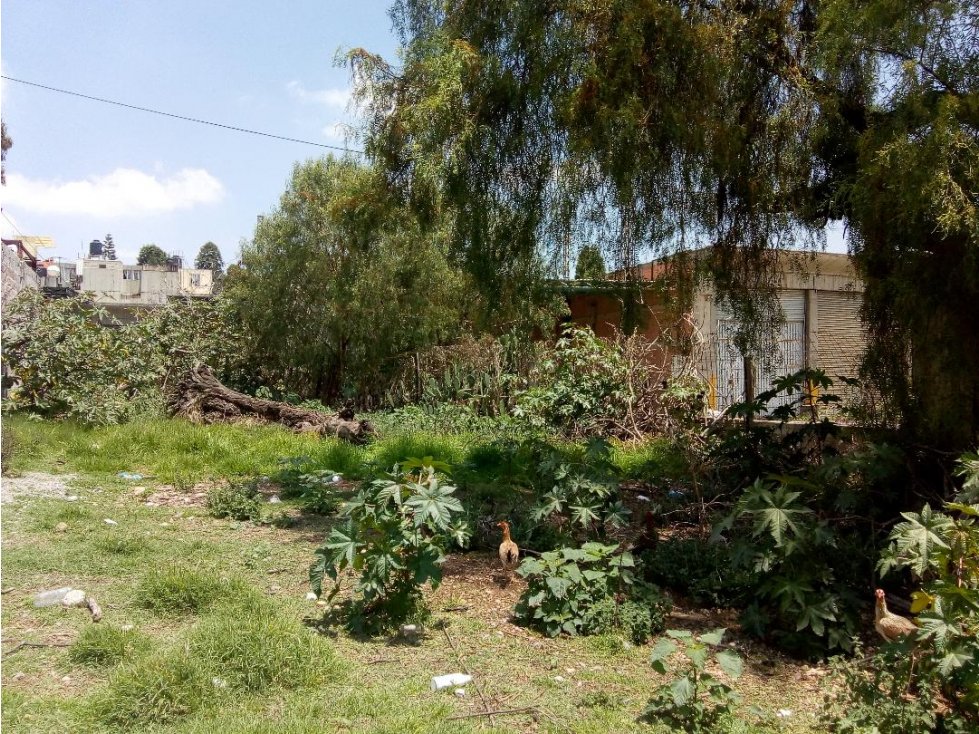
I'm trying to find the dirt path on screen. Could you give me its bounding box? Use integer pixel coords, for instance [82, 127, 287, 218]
[0, 472, 77, 504]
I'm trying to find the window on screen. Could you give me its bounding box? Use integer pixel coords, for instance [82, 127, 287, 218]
[123, 269, 141, 281]
[190, 273, 201, 287]
[98, 264, 106, 269]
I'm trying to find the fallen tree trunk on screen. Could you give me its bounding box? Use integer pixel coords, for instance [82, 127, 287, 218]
[168, 366, 373, 443]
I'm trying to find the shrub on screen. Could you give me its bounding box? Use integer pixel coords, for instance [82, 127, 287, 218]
[582, 583, 671, 644]
[644, 628, 743, 732]
[874, 482, 979, 721]
[515, 542, 639, 637]
[69, 625, 151, 668]
[514, 326, 631, 437]
[137, 567, 238, 615]
[1, 292, 244, 425]
[640, 537, 752, 608]
[309, 460, 469, 634]
[529, 438, 630, 542]
[206, 481, 262, 521]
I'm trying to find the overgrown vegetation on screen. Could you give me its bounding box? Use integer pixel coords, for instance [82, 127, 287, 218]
[309, 459, 469, 633]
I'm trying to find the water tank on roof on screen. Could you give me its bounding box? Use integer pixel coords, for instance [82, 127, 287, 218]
[89, 239, 104, 257]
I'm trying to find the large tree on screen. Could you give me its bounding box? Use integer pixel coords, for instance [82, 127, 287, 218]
[224, 156, 472, 404]
[137, 244, 168, 266]
[350, 0, 978, 451]
[195, 241, 224, 275]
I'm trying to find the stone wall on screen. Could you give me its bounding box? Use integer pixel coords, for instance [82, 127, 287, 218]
[0, 246, 40, 305]
[1, 245, 40, 306]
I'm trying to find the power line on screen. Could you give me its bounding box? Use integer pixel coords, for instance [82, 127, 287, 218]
[2, 75, 365, 155]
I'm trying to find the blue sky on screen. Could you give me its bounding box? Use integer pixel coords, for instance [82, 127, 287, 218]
[1, 1, 396, 265]
[1, 2, 847, 266]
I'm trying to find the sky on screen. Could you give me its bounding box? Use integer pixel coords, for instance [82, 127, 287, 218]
[0, 1, 848, 267]
[1, 0, 397, 266]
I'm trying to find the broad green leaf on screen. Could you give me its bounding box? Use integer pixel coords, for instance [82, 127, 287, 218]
[699, 628, 726, 646]
[715, 649, 744, 679]
[670, 676, 695, 706]
[649, 638, 678, 664]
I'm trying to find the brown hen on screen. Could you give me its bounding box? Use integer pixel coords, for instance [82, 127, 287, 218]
[874, 588, 918, 642]
[497, 520, 519, 584]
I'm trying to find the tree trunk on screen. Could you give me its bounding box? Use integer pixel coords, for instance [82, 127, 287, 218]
[168, 366, 373, 443]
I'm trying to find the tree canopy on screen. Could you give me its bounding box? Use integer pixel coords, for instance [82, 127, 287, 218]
[195, 241, 224, 275]
[103, 233, 117, 261]
[137, 244, 168, 266]
[224, 156, 473, 404]
[575, 245, 606, 280]
[349, 0, 978, 450]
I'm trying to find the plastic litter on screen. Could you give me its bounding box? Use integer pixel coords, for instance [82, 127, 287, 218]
[454, 688, 466, 697]
[268, 495, 282, 504]
[777, 709, 793, 719]
[637, 494, 651, 502]
[304, 591, 318, 601]
[103, 518, 118, 526]
[65, 495, 80, 502]
[33, 587, 73, 607]
[62, 590, 87, 607]
[117, 472, 144, 480]
[331, 474, 341, 483]
[431, 673, 472, 691]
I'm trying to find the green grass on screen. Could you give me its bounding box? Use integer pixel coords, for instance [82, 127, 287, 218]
[69, 625, 153, 668]
[136, 567, 246, 616]
[1, 415, 828, 734]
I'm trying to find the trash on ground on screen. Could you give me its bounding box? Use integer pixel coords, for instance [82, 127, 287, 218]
[117, 472, 144, 480]
[454, 688, 466, 697]
[212, 677, 228, 689]
[777, 709, 794, 718]
[305, 591, 318, 601]
[636, 494, 651, 502]
[33, 587, 73, 607]
[400, 624, 421, 637]
[103, 518, 118, 526]
[268, 495, 281, 504]
[65, 495, 80, 502]
[431, 673, 472, 691]
[62, 590, 87, 607]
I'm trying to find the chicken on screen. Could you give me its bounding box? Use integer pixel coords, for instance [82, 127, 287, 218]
[496, 520, 519, 584]
[874, 588, 918, 642]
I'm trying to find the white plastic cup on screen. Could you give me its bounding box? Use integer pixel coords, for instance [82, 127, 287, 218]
[431, 673, 472, 691]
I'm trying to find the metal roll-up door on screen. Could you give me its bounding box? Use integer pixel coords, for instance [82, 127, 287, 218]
[815, 290, 865, 401]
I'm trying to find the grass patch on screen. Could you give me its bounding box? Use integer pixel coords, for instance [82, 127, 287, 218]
[69, 624, 153, 668]
[188, 602, 340, 691]
[367, 432, 466, 474]
[88, 649, 214, 727]
[137, 567, 247, 616]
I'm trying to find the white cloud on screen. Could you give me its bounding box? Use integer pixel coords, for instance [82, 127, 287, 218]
[287, 80, 350, 109]
[4, 168, 224, 218]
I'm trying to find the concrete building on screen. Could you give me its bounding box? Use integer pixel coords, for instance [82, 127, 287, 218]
[564, 251, 865, 413]
[1, 238, 42, 306]
[76, 258, 214, 305]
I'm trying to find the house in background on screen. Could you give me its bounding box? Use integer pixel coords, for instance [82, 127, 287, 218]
[563, 250, 865, 412]
[76, 258, 214, 306]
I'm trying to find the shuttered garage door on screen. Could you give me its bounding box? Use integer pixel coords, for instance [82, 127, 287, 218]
[816, 290, 865, 400]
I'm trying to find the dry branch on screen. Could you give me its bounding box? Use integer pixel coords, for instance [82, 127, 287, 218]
[168, 366, 373, 443]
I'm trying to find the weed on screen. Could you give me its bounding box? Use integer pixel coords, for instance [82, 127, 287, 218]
[207, 481, 262, 521]
[69, 624, 152, 668]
